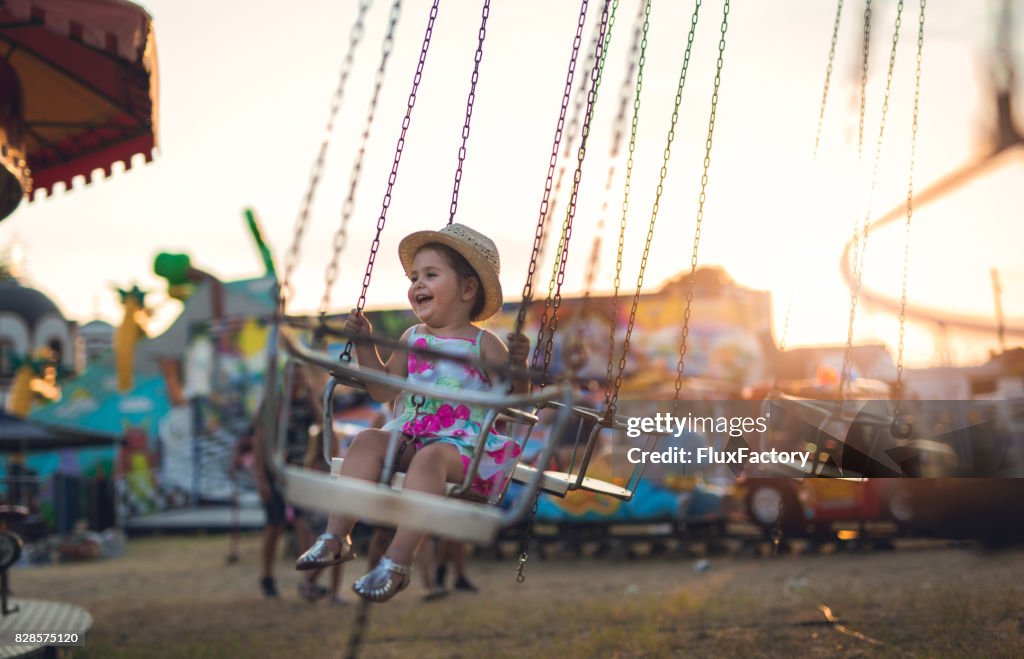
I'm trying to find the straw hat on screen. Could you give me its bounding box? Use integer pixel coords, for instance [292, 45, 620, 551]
[398, 223, 503, 321]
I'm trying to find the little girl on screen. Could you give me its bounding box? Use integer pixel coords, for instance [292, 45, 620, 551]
[295, 223, 530, 602]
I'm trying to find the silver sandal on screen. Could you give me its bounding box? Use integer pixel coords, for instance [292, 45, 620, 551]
[352, 557, 411, 602]
[295, 533, 356, 571]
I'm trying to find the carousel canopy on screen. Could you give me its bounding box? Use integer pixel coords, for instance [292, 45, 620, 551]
[0, 0, 158, 219]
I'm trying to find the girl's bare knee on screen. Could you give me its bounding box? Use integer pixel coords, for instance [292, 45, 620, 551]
[341, 430, 389, 476]
[408, 443, 462, 482]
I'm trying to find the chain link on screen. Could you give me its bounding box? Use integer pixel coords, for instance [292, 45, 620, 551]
[813, 0, 844, 158]
[514, 0, 594, 343]
[858, 0, 872, 160]
[278, 0, 373, 315]
[612, 0, 703, 409]
[342, 1, 440, 362]
[538, 0, 618, 380]
[515, 492, 541, 583]
[846, 0, 874, 304]
[448, 0, 491, 225]
[604, 0, 650, 415]
[319, 0, 403, 319]
[837, 0, 903, 403]
[343, 600, 372, 659]
[573, 0, 647, 388]
[893, 0, 926, 421]
[672, 0, 730, 409]
[770, 496, 784, 556]
[528, 21, 603, 370]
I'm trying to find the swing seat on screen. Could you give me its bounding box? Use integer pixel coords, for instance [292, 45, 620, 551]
[329, 457, 465, 498]
[516, 401, 659, 501]
[282, 464, 503, 544]
[266, 326, 578, 545]
[512, 465, 634, 499]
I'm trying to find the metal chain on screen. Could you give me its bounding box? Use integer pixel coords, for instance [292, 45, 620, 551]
[672, 0, 730, 409]
[447, 0, 491, 225]
[515, 492, 541, 583]
[343, 600, 372, 659]
[576, 0, 647, 389]
[774, 0, 845, 383]
[604, 0, 650, 415]
[837, 0, 903, 402]
[278, 0, 373, 315]
[813, 0, 844, 158]
[528, 18, 603, 369]
[858, 0, 872, 160]
[532, 2, 611, 372]
[843, 0, 876, 309]
[538, 0, 618, 379]
[612, 0, 703, 409]
[535, 16, 604, 297]
[513, 0, 593, 341]
[342, 0, 440, 362]
[538, 15, 605, 307]
[840, 0, 873, 357]
[893, 0, 926, 423]
[319, 0, 403, 319]
[770, 496, 784, 555]
[848, 0, 872, 290]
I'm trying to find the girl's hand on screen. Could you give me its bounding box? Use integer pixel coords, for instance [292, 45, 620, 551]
[506, 332, 530, 365]
[344, 309, 372, 337]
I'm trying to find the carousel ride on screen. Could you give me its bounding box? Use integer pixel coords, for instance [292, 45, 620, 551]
[0, 0, 158, 221]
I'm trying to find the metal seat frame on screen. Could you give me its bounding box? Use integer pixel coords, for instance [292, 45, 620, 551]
[261, 325, 575, 544]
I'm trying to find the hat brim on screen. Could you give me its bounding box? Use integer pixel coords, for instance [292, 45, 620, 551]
[398, 230, 503, 321]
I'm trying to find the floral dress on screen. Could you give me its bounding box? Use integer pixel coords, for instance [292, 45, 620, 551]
[381, 326, 521, 502]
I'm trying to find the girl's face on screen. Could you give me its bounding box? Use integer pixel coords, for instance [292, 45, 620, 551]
[407, 248, 478, 327]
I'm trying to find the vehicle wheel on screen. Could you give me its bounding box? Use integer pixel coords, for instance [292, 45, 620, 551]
[746, 482, 803, 536]
[886, 487, 914, 524]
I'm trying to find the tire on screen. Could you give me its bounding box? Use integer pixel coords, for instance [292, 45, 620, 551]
[886, 486, 914, 524]
[746, 481, 804, 536]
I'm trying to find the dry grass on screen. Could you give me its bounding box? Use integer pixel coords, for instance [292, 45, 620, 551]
[9, 534, 1024, 658]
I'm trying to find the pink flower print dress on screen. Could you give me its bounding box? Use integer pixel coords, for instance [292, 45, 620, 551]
[381, 326, 521, 502]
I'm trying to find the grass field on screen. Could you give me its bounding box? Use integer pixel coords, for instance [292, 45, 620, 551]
[9, 534, 1024, 658]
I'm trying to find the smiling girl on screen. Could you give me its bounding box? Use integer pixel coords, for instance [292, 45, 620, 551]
[295, 223, 529, 602]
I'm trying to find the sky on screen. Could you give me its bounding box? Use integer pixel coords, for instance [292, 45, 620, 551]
[3, 0, 1023, 368]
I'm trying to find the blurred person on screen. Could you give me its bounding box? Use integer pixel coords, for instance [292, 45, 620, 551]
[252, 364, 323, 598]
[435, 540, 479, 593]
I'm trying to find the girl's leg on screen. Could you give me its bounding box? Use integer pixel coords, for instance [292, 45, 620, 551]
[384, 443, 464, 565]
[305, 429, 411, 558]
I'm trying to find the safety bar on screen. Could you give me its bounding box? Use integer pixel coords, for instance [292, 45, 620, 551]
[280, 326, 562, 410]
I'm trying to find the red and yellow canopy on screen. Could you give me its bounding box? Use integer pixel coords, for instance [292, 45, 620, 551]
[0, 0, 158, 220]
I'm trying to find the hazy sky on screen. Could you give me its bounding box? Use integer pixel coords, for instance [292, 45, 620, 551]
[3, 0, 1022, 367]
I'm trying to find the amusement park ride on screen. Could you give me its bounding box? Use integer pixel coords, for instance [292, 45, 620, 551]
[3, 0, 1022, 653]
[250, 0, 1024, 606]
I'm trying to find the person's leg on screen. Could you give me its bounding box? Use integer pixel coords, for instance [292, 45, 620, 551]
[260, 523, 282, 596]
[260, 486, 286, 596]
[261, 523, 281, 578]
[383, 443, 463, 565]
[435, 539, 449, 589]
[368, 527, 395, 569]
[352, 443, 462, 602]
[420, 537, 448, 601]
[299, 429, 403, 562]
[328, 564, 345, 605]
[450, 542, 478, 592]
[416, 537, 435, 590]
